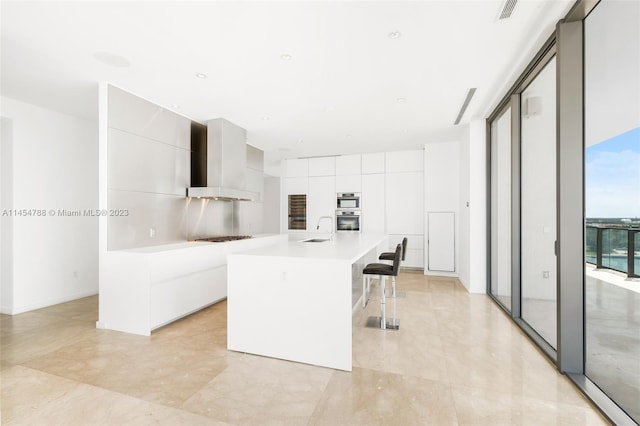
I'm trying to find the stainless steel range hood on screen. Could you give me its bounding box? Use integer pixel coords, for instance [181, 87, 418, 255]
[187, 118, 258, 201]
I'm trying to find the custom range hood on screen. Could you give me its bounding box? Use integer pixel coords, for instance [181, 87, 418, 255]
[187, 118, 259, 201]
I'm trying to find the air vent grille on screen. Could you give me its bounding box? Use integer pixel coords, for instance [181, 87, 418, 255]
[499, 0, 518, 20]
[454, 88, 477, 125]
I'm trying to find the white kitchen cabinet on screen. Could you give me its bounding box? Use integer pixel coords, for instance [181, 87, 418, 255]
[285, 158, 309, 177]
[385, 171, 424, 235]
[385, 150, 424, 173]
[361, 173, 385, 233]
[388, 234, 424, 269]
[335, 174, 361, 193]
[308, 156, 336, 177]
[427, 212, 455, 272]
[308, 176, 336, 232]
[362, 152, 385, 174]
[284, 176, 308, 195]
[335, 154, 362, 175]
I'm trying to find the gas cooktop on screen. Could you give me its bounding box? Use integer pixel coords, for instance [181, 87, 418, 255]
[192, 235, 252, 243]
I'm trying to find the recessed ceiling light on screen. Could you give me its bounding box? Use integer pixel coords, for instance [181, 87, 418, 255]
[261, 116, 270, 121]
[280, 54, 293, 61]
[388, 31, 402, 39]
[195, 72, 207, 79]
[346, 134, 352, 138]
[297, 139, 304, 143]
[93, 51, 130, 68]
[396, 97, 406, 103]
[402, 129, 408, 134]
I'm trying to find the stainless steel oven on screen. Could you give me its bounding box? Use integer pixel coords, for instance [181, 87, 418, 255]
[336, 210, 361, 232]
[336, 192, 360, 210]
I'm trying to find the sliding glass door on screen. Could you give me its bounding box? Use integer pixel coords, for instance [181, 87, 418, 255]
[584, 0, 640, 422]
[520, 57, 557, 349]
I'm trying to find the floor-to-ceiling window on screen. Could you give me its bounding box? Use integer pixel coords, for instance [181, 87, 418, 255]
[487, 1, 638, 422]
[520, 57, 557, 349]
[584, 0, 640, 422]
[490, 107, 512, 311]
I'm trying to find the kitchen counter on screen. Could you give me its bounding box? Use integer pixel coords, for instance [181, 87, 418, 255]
[237, 232, 387, 263]
[227, 232, 388, 371]
[97, 234, 286, 336]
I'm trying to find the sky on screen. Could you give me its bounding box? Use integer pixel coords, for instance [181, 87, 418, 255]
[585, 127, 640, 219]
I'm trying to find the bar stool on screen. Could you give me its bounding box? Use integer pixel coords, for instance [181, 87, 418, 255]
[378, 237, 407, 297]
[362, 243, 402, 330]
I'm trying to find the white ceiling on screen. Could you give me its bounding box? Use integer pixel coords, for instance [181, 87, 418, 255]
[1, 0, 573, 166]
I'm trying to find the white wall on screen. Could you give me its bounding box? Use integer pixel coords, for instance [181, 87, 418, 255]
[424, 141, 460, 276]
[458, 120, 487, 294]
[1, 96, 98, 314]
[458, 127, 471, 287]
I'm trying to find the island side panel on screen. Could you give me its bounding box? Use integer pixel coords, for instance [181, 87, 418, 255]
[227, 255, 353, 371]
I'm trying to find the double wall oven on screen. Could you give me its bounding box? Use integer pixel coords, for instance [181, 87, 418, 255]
[336, 192, 361, 232]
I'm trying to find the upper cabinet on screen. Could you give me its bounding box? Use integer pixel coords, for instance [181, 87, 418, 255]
[385, 150, 424, 173]
[308, 156, 336, 177]
[285, 158, 309, 177]
[335, 154, 361, 175]
[362, 152, 385, 174]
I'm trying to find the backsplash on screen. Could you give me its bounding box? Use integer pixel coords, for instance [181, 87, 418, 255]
[187, 198, 263, 238]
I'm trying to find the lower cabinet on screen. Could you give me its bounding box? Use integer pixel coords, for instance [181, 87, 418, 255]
[150, 265, 226, 329]
[97, 235, 286, 336]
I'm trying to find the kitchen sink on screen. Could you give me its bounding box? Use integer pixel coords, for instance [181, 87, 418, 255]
[300, 238, 331, 243]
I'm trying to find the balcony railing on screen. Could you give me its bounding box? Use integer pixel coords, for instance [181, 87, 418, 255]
[586, 225, 640, 278]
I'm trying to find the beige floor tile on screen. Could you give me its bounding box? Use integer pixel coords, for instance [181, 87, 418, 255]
[1, 365, 80, 423]
[450, 383, 609, 426]
[3, 368, 229, 426]
[23, 328, 234, 408]
[309, 367, 459, 425]
[181, 354, 333, 425]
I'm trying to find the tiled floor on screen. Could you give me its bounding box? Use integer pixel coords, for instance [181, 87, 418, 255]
[1, 272, 609, 425]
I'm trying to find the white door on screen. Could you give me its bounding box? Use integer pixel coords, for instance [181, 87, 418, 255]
[427, 212, 455, 272]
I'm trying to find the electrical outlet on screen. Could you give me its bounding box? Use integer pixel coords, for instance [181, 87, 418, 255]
[149, 228, 156, 238]
[542, 271, 550, 279]
[73, 270, 78, 278]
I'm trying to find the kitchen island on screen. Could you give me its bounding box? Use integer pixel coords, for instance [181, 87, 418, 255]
[227, 232, 387, 371]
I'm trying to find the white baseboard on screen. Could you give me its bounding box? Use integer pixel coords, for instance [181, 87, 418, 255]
[5, 290, 98, 315]
[423, 270, 459, 278]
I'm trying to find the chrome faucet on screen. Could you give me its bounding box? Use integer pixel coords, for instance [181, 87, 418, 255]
[316, 216, 334, 238]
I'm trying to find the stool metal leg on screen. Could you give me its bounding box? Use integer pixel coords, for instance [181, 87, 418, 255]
[362, 275, 367, 308]
[380, 276, 386, 330]
[391, 276, 396, 298]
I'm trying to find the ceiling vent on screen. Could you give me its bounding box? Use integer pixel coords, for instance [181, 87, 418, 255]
[498, 0, 518, 20]
[454, 88, 477, 125]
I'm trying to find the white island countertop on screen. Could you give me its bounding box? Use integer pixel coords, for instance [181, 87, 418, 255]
[232, 232, 387, 263]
